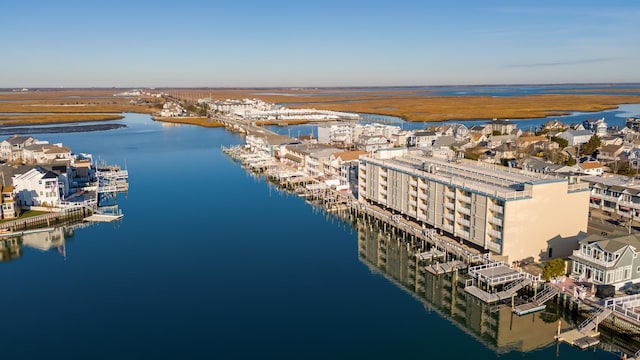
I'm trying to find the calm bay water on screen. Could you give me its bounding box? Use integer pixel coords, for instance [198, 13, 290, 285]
[1, 113, 624, 359]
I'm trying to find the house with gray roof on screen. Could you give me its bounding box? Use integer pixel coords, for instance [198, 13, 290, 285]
[558, 130, 594, 146]
[569, 233, 640, 289]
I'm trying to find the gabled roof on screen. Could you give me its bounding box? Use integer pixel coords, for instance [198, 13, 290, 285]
[5, 135, 34, 145]
[579, 233, 640, 253]
[579, 161, 602, 170]
[333, 150, 368, 161]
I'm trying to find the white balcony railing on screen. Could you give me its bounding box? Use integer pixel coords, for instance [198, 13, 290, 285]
[456, 206, 471, 216]
[459, 195, 472, 203]
[488, 217, 503, 227]
[444, 213, 455, 221]
[488, 204, 503, 214]
[457, 218, 470, 227]
[571, 250, 616, 268]
[445, 191, 455, 198]
[488, 229, 502, 238]
[445, 202, 455, 210]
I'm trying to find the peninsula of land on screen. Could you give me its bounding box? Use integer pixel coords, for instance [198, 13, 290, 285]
[1, 85, 640, 126]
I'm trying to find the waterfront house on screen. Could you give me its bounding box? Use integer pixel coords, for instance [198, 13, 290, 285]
[487, 119, 517, 135]
[0, 135, 36, 162]
[1, 185, 16, 219]
[22, 144, 72, 164]
[569, 233, 640, 289]
[246, 134, 296, 157]
[325, 150, 368, 179]
[583, 118, 608, 137]
[625, 117, 640, 132]
[12, 167, 61, 207]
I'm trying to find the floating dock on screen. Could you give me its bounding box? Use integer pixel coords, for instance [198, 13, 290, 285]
[84, 213, 124, 222]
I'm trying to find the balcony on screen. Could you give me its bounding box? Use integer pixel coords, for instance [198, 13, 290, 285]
[592, 193, 621, 202]
[419, 193, 429, 201]
[571, 250, 616, 268]
[457, 218, 470, 227]
[419, 203, 428, 211]
[445, 202, 455, 210]
[409, 179, 418, 187]
[488, 217, 503, 227]
[618, 200, 640, 209]
[457, 229, 470, 238]
[459, 195, 472, 203]
[487, 229, 502, 238]
[445, 190, 455, 198]
[488, 204, 503, 214]
[380, 179, 387, 186]
[444, 213, 455, 221]
[409, 190, 418, 197]
[486, 241, 501, 253]
[419, 183, 428, 191]
[456, 206, 471, 216]
[442, 224, 454, 232]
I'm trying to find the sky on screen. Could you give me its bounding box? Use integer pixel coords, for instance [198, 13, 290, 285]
[1, 0, 639, 88]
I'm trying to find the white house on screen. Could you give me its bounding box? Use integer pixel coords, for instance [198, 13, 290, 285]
[12, 168, 61, 207]
[558, 130, 594, 146]
[0, 135, 36, 162]
[22, 144, 71, 164]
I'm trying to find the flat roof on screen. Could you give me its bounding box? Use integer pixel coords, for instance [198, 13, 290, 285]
[363, 153, 577, 200]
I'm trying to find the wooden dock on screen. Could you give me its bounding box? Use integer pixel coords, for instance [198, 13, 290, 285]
[556, 329, 600, 349]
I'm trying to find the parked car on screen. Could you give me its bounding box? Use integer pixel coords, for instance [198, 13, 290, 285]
[625, 283, 640, 295]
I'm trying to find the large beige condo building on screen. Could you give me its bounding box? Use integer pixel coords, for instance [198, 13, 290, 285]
[358, 153, 590, 261]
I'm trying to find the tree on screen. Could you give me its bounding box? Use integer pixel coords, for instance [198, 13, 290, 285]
[581, 134, 601, 156]
[542, 258, 566, 281]
[617, 162, 636, 176]
[565, 156, 576, 166]
[550, 136, 568, 149]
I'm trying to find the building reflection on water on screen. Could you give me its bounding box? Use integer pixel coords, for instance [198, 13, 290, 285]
[356, 220, 571, 354]
[0, 222, 93, 262]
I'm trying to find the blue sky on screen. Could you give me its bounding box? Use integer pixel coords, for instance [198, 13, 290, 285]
[2, 0, 639, 87]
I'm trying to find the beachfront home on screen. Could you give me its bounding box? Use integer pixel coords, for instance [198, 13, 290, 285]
[12, 167, 61, 207]
[569, 233, 640, 289]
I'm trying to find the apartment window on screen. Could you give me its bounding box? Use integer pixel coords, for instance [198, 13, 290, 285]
[637, 266, 640, 273]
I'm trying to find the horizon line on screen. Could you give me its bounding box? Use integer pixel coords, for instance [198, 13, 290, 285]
[2, 81, 640, 91]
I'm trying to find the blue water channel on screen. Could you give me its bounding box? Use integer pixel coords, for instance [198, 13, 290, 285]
[0, 113, 625, 359]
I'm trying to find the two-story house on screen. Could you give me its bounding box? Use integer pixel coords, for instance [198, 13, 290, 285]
[569, 233, 640, 289]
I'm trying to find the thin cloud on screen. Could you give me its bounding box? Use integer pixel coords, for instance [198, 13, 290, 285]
[507, 57, 623, 68]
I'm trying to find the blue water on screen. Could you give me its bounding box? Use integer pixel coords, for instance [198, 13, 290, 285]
[0, 113, 625, 359]
[270, 103, 640, 137]
[258, 84, 640, 99]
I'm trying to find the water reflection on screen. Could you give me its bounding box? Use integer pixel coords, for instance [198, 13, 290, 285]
[0, 222, 93, 262]
[356, 220, 570, 354]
